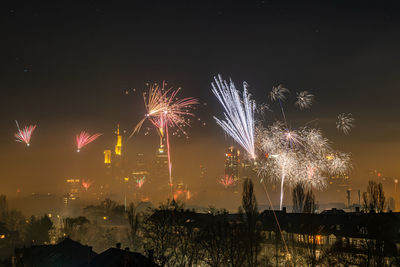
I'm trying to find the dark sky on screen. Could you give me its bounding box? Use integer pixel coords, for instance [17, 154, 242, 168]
[1, 1, 400, 204]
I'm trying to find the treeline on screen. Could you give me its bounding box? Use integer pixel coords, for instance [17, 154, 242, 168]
[0, 195, 53, 258]
[1, 179, 399, 266]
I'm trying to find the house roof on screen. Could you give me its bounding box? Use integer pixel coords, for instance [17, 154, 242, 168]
[15, 238, 97, 267]
[83, 248, 159, 267]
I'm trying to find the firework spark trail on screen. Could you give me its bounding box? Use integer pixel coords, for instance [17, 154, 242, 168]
[15, 121, 37, 146]
[270, 84, 290, 124]
[76, 131, 102, 152]
[133, 82, 198, 191]
[336, 113, 355, 135]
[82, 179, 93, 191]
[212, 75, 256, 159]
[257, 122, 351, 209]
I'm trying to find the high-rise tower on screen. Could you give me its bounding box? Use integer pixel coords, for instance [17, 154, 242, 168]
[225, 146, 240, 181]
[154, 145, 169, 184]
[104, 149, 111, 164]
[115, 124, 122, 156]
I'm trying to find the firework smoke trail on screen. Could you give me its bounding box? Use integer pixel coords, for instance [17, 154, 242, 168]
[212, 75, 256, 159]
[76, 131, 102, 152]
[15, 121, 37, 147]
[82, 179, 93, 191]
[336, 113, 355, 135]
[133, 82, 198, 191]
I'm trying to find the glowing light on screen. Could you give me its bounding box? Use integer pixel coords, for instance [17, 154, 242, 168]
[81, 179, 93, 191]
[76, 131, 102, 152]
[212, 75, 256, 159]
[14, 120, 36, 146]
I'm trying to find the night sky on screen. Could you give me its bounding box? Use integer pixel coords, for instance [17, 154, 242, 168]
[1, 1, 400, 204]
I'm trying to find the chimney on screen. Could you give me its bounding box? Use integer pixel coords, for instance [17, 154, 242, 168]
[148, 249, 154, 263]
[355, 206, 360, 213]
[125, 247, 130, 252]
[116, 243, 121, 249]
[282, 207, 286, 213]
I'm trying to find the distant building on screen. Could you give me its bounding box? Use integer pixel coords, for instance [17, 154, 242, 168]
[153, 145, 169, 184]
[114, 124, 122, 156]
[13, 238, 97, 266]
[63, 179, 81, 206]
[13, 238, 159, 267]
[225, 146, 240, 181]
[104, 149, 111, 165]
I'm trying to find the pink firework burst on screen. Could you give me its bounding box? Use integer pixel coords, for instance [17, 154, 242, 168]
[136, 177, 145, 188]
[15, 120, 37, 147]
[219, 175, 236, 188]
[133, 82, 198, 192]
[76, 131, 102, 152]
[82, 179, 93, 191]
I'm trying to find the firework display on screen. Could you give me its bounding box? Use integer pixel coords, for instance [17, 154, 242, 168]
[82, 179, 93, 191]
[212, 75, 352, 209]
[219, 174, 236, 188]
[270, 84, 289, 102]
[15, 121, 37, 147]
[336, 113, 355, 135]
[133, 82, 198, 188]
[76, 131, 102, 152]
[256, 122, 351, 209]
[212, 75, 256, 159]
[295, 91, 314, 110]
[136, 177, 146, 188]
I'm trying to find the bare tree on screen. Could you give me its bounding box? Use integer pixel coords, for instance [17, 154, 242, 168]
[241, 178, 263, 267]
[304, 190, 318, 214]
[128, 202, 141, 251]
[362, 181, 386, 213]
[292, 183, 306, 213]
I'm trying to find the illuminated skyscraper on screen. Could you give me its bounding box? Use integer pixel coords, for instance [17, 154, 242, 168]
[104, 149, 111, 164]
[154, 145, 169, 183]
[115, 124, 122, 156]
[225, 146, 240, 181]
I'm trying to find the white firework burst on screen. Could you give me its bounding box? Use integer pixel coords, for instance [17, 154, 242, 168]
[270, 84, 290, 102]
[295, 91, 314, 110]
[336, 113, 355, 135]
[256, 122, 351, 209]
[212, 75, 256, 159]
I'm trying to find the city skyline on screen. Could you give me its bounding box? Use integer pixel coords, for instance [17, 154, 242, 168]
[1, 1, 400, 207]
